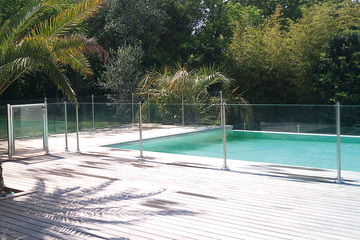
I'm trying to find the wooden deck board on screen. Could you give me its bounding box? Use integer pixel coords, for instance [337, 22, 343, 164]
[0, 203, 105, 240]
[1, 130, 360, 240]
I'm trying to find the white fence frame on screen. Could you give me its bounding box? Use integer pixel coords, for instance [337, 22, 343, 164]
[7, 102, 49, 160]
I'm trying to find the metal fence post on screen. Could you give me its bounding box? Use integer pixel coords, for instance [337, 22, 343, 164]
[220, 91, 223, 127]
[221, 101, 229, 171]
[335, 102, 344, 183]
[76, 104, 81, 154]
[132, 92, 135, 126]
[7, 104, 14, 160]
[43, 98, 49, 155]
[64, 101, 69, 151]
[182, 92, 184, 126]
[148, 92, 150, 123]
[139, 102, 145, 161]
[92, 94, 95, 130]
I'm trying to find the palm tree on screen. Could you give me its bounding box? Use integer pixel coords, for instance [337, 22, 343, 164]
[0, 0, 106, 102]
[138, 65, 234, 124]
[0, 0, 106, 194]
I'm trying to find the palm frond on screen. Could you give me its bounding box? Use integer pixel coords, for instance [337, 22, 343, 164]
[34, 0, 104, 39]
[56, 50, 93, 77]
[44, 61, 77, 103]
[0, 37, 77, 102]
[0, 38, 49, 73]
[139, 69, 163, 91]
[76, 35, 108, 62]
[0, 66, 27, 96]
[0, 0, 59, 44]
[45, 35, 92, 76]
[169, 68, 190, 91]
[49, 36, 84, 51]
[48, 35, 107, 63]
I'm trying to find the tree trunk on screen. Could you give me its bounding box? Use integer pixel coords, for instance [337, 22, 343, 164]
[0, 162, 3, 193]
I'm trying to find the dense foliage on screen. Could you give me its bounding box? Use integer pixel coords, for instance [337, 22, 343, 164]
[101, 44, 143, 103]
[229, 1, 360, 103]
[1, 0, 360, 104]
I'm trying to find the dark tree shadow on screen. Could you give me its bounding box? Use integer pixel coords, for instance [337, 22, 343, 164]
[0, 179, 198, 239]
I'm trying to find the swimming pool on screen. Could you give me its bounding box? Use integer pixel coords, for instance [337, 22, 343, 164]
[106, 129, 360, 172]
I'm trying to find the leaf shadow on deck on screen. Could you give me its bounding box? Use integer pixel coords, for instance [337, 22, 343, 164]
[1, 179, 198, 239]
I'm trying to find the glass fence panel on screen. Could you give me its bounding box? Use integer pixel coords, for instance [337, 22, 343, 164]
[340, 105, 360, 136]
[184, 103, 221, 126]
[78, 103, 93, 130]
[13, 106, 44, 138]
[142, 102, 222, 126]
[0, 106, 7, 139]
[225, 104, 341, 171]
[47, 102, 140, 134]
[47, 103, 65, 134]
[339, 105, 360, 173]
[63, 103, 77, 133]
[140, 102, 221, 126]
[133, 103, 224, 160]
[92, 103, 134, 128]
[146, 103, 182, 125]
[227, 104, 336, 134]
[4, 99, 359, 174]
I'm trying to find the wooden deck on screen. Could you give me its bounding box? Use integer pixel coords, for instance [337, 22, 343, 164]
[1, 126, 360, 239]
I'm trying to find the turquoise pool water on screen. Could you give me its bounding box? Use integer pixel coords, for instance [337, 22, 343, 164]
[106, 130, 360, 172]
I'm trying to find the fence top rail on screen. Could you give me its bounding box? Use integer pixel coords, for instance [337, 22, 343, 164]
[227, 103, 336, 107]
[5, 97, 360, 108]
[9, 103, 44, 109]
[44, 102, 360, 107]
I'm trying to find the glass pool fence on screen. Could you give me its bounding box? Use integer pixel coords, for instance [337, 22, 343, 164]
[1, 95, 359, 180]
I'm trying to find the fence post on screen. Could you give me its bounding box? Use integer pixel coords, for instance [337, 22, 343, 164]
[220, 91, 223, 127]
[132, 92, 135, 126]
[148, 92, 150, 123]
[64, 101, 69, 151]
[7, 104, 14, 160]
[43, 98, 49, 155]
[182, 92, 184, 126]
[92, 94, 95, 130]
[139, 102, 145, 162]
[221, 101, 229, 171]
[335, 102, 344, 183]
[75, 104, 81, 154]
